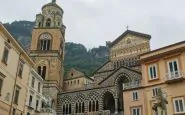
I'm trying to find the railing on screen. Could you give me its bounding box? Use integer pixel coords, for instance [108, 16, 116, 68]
[62, 110, 110, 115]
[123, 80, 141, 90]
[40, 108, 56, 114]
[166, 71, 184, 81]
[27, 102, 35, 109]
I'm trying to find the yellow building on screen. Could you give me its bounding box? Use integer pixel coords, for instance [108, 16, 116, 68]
[140, 41, 185, 115]
[0, 23, 35, 115]
[123, 41, 185, 115]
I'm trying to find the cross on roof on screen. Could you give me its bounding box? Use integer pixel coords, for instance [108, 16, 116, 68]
[52, 0, 56, 3]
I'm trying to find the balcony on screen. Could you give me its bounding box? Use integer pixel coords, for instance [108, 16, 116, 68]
[165, 71, 184, 84]
[27, 102, 35, 110]
[40, 108, 56, 114]
[123, 80, 141, 90]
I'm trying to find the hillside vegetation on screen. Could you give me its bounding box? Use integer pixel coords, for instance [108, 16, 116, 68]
[3, 21, 109, 76]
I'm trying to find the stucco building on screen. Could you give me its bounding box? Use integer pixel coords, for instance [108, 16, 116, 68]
[24, 68, 45, 115]
[140, 41, 185, 115]
[0, 23, 35, 115]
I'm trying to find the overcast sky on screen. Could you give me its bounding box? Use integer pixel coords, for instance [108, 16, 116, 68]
[0, 0, 185, 49]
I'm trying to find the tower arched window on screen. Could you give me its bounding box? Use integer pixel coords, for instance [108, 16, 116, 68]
[39, 33, 52, 51]
[37, 66, 46, 80]
[46, 18, 51, 27]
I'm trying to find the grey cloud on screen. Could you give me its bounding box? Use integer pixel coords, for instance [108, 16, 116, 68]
[0, 0, 185, 49]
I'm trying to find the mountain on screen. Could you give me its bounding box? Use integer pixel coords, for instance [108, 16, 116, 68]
[3, 21, 109, 76]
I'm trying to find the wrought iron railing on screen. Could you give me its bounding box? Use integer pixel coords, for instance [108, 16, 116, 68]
[166, 71, 184, 81]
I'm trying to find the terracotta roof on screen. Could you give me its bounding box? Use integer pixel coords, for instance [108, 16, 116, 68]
[109, 30, 151, 48]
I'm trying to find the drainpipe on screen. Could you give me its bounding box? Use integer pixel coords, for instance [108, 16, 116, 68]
[9, 53, 21, 115]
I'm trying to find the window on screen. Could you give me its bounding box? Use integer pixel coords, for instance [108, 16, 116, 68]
[12, 108, 16, 115]
[132, 91, 139, 101]
[13, 86, 20, 104]
[40, 39, 51, 50]
[38, 82, 41, 93]
[46, 18, 51, 27]
[78, 80, 79, 84]
[31, 77, 35, 88]
[37, 66, 46, 80]
[36, 100, 39, 110]
[2, 47, 9, 64]
[29, 95, 33, 107]
[18, 60, 24, 77]
[39, 33, 52, 51]
[173, 97, 185, 114]
[152, 87, 160, 97]
[132, 107, 141, 115]
[168, 60, 179, 77]
[148, 64, 158, 80]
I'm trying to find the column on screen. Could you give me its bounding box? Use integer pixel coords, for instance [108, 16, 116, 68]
[115, 98, 118, 114]
[84, 102, 88, 113]
[71, 103, 75, 114]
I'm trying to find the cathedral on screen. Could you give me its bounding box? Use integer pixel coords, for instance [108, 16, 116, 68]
[28, 0, 151, 115]
[27, 0, 152, 114]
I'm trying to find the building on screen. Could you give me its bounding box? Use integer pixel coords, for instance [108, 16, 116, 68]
[24, 68, 44, 115]
[140, 41, 185, 115]
[29, 0, 65, 107]
[57, 29, 151, 114]
[0, 23, 35, 115]
[63, 68, 93, 91]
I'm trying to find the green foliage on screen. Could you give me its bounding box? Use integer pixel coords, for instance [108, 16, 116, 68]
[3, 21, 109, 76]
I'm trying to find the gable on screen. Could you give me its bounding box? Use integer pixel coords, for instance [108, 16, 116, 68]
[66, 68, 85, 79]
[98, 66, 142, 87]
[111, 33, 150, 50]
[110, 30, 151, 48]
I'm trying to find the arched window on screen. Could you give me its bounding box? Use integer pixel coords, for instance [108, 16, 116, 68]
[46, 18, 51, 27]
[63, 105, 65, 114]
[96, 100, 99, 111]
[69, 104, 71, 114]
[39, 33, 52, 51]
[75, 103, 78, 113]
[89, 101, 91, 112]
[38, 22, 41, 27]
[66, 104, 68, 114]
[92, 101, 95, 111]
[37, 66, 46, 80]
[79, 103, 82, 113]
[82, 102, 85, 113]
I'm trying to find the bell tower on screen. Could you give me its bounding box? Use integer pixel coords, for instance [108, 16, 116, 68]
[30, 0, 65, 104]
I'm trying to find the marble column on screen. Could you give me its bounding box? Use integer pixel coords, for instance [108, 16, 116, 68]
[115, 98, 118, 114]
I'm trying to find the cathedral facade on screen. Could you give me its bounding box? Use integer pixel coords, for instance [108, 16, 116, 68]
[29, 0, 151, 115]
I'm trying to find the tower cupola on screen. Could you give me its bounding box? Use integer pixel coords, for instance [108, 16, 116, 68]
[35, 0, 65, 29]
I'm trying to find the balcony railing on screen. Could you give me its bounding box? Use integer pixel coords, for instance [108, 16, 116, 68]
[27, 102, 35, 109]
[165, 71, 184, 83]
[123, 80, 141, 90]
[63, 110, 110, 115]
[40, 108, 56, 114]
